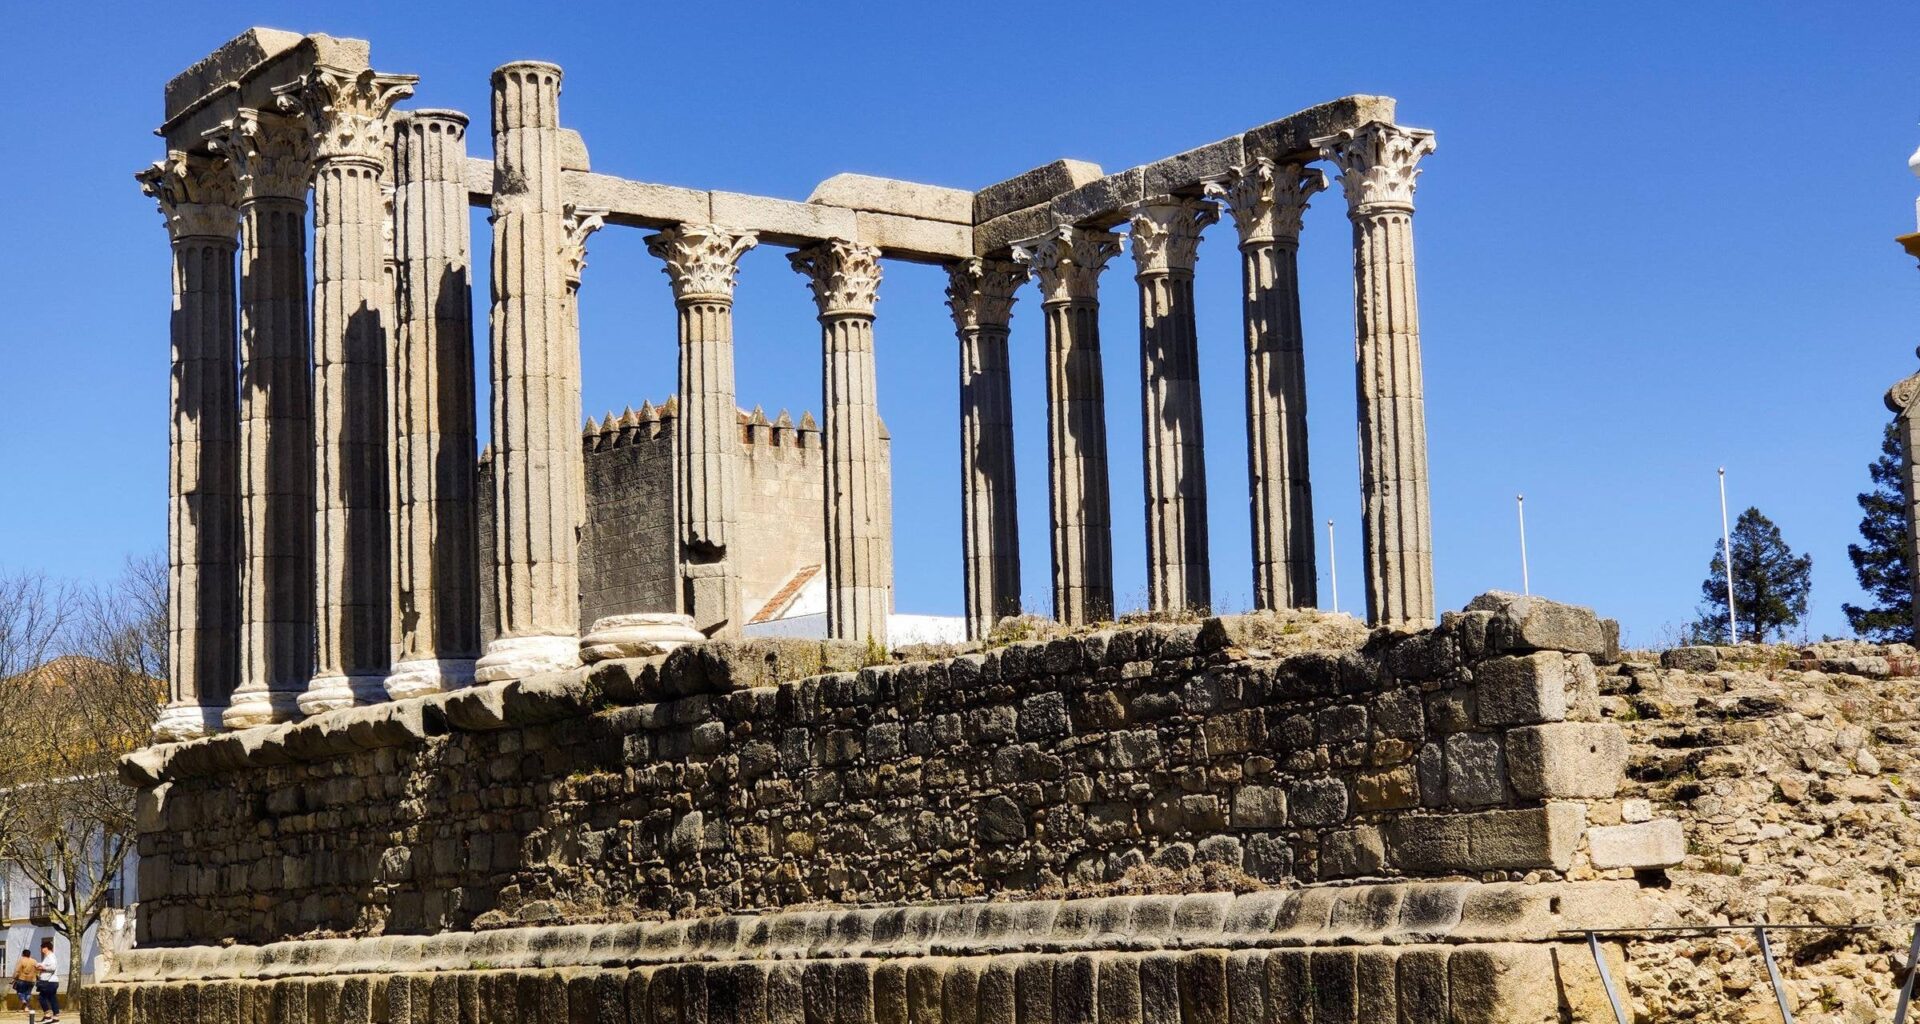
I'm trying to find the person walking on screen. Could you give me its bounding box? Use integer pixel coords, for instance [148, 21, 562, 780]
[31, 940, 54, 1024]
[10, 950, 35, 1024]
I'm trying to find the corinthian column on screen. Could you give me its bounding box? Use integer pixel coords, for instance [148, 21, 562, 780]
[790, 240, 889, 646]
[1206, 159, 1326, 611]
[1316, 122, 1438, 629]
[647, 225, 758, 636]
[1886, 371, 1920, 642]
[476, 61, 583, 683]
[387, 110, 480, 699]
[137, 152, 241, 740]
[561, 203, 606, 562]
[1013, 227, 1121, 625]
[1127, 198, 1219, 614]
[277, 66, 417, 714]
[945, 257, 1026, 639]
[205, 110, 314, 728]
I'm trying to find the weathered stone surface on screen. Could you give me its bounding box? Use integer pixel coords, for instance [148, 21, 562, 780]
[808, 173, 972, 224]
[1241, 95, 1398, 162]
[1475, 653, 1569, 727]
[1467, 592, 1608, 657]
[1504, 723, 1626, 800]
[974, 159, 1104, 223]
[1585, 820, 1685, 870]
[1049, 168, 1145, 228]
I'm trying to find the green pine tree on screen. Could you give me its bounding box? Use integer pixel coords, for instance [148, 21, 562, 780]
[1842, 421, 1913, 643]
[1690, 507, 1812, 644]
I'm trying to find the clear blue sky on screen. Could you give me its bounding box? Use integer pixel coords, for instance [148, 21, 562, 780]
[5, 1, 1919, 646]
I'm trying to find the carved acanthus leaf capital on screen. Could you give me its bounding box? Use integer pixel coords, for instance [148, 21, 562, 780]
[1314, 121, 1437, 214]
[563, 206, 609, 287]
[136, 151, 241, 242]
[204, 109, 314, 203]
[645, 225, 759, 302]
[1203, 158, 1326, 245]
[274, 65, 417, 167]
[790, 239, 883, 317]
[1011, 226, 1122, 305]
[1887, 365, 1920, 415]
[1126, 197, 1220, 277]
[944, 258, 1027, 333]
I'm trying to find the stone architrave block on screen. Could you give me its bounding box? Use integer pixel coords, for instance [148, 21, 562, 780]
[853, 211, 972, 261]
[558, 171, 710, 228]
[710, 191, 857, 246]
[1505, 723, 1627, 800]
[1586, 820, 1686, 870]
[809, 173, 973, 224]
[973, 206, 1053, 256]
[1049, 168, 1145, 228]
[1240, 95, 1398, 162]
[1474, 653, 1568, 726]
[974, 159, 1105, 223]
[1141, 136, 1245, 197]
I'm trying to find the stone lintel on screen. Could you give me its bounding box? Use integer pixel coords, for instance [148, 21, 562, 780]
[461, 160, 971, 259]
[973, 159, 1106, 223]
[162, 27, 306, 123]
[974, 205, 1052, 257]
[1049, 166, 1146, 229]
[159, 33, 374, 151]
[1241, 95, 1398, 163]
[1899, 230, 1920, 262]
[807, 173, 973, 224]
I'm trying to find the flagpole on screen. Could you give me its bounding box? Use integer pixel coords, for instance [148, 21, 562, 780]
[1516, 494, 1530, 595]
[1719, 467, 1737, 643]
[1327, 519, 1339, 614]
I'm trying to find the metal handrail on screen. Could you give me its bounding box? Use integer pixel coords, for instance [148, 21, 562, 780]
[1563, 922, 1920, 1024]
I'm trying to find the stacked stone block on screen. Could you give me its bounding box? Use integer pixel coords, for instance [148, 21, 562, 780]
[125, 593, 1659, 948]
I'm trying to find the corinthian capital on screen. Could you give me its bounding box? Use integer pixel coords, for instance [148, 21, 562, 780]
[205, 110, 314, 203]
[790, 239, 883, 317]
[1012, 226, 1122, 305]
[944, 258, 1027, 333]
[1204, 158, 1326, 245]
[645, 225, 759, 303]
[1888, 362, 1920, 415]
[1126, 197, 1219, 277]
[274, 65, 418, 166]
[562, 206, 609, 287]
[1313, 122, 1437, 214]
[136, 151, 241, 242]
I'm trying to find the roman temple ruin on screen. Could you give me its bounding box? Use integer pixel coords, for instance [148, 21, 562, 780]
[138, 28, 1440, 742]
[89, 27, 1744, 1024]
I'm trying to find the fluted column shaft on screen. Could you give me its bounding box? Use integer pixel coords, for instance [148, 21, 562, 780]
[476, 62, 583, 683]
[648, 225, 758, 637]
[280, 67, 416, 714]
[1319, 122, 1438, 629]
[1129, 199, 1218, 614]
[387, 110, 480, 699]
[207, 111, 315, 729]
[1016, 228, 1120, 625]
[792, 241, 888, 646]
[946, 259, 1026, 640]
[139, 154, 242, 740]
[1209, 160, 1325, 611]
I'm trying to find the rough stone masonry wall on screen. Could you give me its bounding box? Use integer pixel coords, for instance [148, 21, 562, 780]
[1594, 640, 1920, 1024]
[127, 593, 1667, 948]
[100, 593, 1676, 1022]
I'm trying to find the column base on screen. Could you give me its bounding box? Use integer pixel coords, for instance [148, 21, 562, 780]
[152, 702, 220, 743]
[297, 673, 390, 717]
[221, 688, 302, 730]
[385, 658, 478, 701]
[474, 635, 579, 684]
[580, 614, 704, 664]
